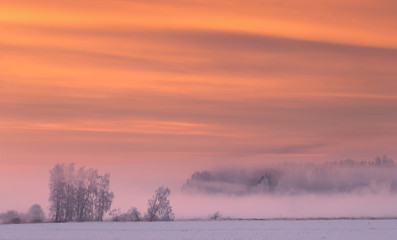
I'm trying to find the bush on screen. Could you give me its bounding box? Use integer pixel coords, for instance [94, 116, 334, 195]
[0, 210, 23, 224]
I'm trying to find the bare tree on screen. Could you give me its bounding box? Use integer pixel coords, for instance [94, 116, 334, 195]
[146, 186, 175, 221]
[208, 211, 222, 220]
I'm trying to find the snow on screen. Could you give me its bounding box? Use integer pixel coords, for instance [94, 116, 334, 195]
[0, 219, 396, 240]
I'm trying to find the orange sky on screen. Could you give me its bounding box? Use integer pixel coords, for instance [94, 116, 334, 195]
[1, 0, 397, 214]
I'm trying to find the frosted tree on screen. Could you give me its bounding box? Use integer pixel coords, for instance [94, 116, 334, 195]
[0, 210, 22, 224]
[146, 186, 175, 221]
[94, 173, 114, 221]
[48, 163, 113, 222]
[63, 163, 76, 222]
[75, 168, 99, 221]
[49, 163, 67, 222]
[122, 207, 141, 222]
[128, 207, 141, 222]
[26, 204, 45, 223]
[74, 167, 88, 221]
[109, 208, 122, 221]
[110, 207, 141, 222]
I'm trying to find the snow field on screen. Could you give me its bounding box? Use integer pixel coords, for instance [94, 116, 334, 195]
[0, 219, 396, 240]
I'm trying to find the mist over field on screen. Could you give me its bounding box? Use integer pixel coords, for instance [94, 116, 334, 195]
[182, 156, 397, 196]
[172, 156, 397, 219]
[171, 191, 397, 219]
[2, 157, 397, 221]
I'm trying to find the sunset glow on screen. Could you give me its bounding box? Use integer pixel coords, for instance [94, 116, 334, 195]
[1, 0, 397, 217]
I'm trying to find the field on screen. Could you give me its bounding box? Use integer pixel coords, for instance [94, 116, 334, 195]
[1, 219, 396, 240]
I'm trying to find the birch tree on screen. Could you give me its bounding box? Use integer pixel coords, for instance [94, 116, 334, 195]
[49, 163, 66, 222]
[48, 163, 113, 222]
[146, 186, 174, 221]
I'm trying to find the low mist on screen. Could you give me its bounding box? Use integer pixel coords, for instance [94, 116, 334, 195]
[182, 156, 397, 196]
[171, 192, 397, 219]
[174, 156, 397, 219]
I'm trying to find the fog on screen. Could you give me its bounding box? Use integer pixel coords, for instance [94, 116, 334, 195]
[171, 192, 397, 219]
[182, 156, 397, 195]
[2, 157, 397, 221]
[173, 156, 397, 219]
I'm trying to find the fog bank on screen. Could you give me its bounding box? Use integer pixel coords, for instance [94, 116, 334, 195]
[182, 156, 397, 195]
[175, 156, 397, 219]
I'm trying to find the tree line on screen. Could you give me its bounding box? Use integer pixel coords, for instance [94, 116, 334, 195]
[1, 163, 175, 224]
[110, 186, 174, 222]
[0, 204, 45, 224]
[48, 163, 174, 223]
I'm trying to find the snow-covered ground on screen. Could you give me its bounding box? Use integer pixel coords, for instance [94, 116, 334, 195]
[0, 219, 396, 240]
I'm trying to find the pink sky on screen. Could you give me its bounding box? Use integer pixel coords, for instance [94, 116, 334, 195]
[1, 0, 397, 217]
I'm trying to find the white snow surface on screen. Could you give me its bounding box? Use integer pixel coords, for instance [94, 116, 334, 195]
[0, 219, 396, 240]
